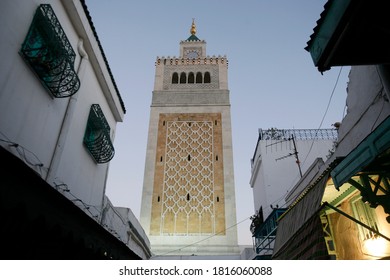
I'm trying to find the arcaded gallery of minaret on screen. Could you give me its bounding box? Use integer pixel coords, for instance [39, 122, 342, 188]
[140, 21, 239, 257]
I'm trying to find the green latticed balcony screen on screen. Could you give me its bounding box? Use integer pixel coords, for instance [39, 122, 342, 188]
[20, 4, 80, 97]
[84, 104, 115, 164]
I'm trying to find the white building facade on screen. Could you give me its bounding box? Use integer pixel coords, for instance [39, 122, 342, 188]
[250, 128, 338, 219]
[0, 0, 150, 259]
[249, 128, 337, 258]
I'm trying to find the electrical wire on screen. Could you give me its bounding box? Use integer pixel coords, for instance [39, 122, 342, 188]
[1, 131, 153, 254]
[1, 131, 131, 244]
[209, 67, 347, 256]
[54, 181, 103, 221]
[54, 180, 131, 244]
[301, 66, 343, 167]
[1, 143, 45, 178]
[252, 67, 345, 217]
[159, 182, 301, 257]
[157, 216, 252, 256]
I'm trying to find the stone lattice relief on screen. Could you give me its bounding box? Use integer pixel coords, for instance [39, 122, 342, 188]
[149, 113, 226, 236]
[161, 120, 215, 234]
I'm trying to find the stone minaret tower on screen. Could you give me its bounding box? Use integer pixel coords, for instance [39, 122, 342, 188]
[140, 20, 239, 256]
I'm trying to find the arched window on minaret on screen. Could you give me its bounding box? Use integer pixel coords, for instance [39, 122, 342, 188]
[172, 72, 178, 84]
[196, 72, 202, 83]
[204, 71, 211, 83]
[180, 72, 186, 84]
[188, 72, 195, 84]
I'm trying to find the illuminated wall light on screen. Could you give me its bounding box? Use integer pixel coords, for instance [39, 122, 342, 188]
[363, 237, 389, 257]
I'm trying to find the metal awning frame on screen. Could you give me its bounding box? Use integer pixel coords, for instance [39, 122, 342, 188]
[331, 117, 390, 222]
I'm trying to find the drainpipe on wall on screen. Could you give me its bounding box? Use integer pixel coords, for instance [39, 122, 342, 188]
[46, 39, 88, 184]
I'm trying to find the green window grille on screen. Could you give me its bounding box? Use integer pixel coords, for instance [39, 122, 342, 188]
[84, 104, 115, 164]
[20, 4, 80, 98]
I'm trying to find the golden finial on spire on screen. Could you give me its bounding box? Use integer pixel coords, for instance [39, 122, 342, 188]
[190, 18, 196, 35]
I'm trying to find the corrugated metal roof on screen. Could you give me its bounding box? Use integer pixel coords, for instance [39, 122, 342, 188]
[305, 0, 390, 72]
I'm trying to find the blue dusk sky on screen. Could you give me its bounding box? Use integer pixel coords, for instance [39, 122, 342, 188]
[86, 0, 349, 245]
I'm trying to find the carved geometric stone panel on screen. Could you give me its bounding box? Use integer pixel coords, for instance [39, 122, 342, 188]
[150, 113, 225, 236]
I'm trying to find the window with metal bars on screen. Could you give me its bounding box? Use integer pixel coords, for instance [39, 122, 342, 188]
[83, 104, 115, 164]
[20, 4, 80, 98]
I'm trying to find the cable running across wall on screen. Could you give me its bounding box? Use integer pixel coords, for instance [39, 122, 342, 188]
[301, 66, 344, 167]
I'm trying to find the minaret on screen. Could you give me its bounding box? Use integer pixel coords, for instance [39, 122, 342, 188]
[140, 20, 239, 256]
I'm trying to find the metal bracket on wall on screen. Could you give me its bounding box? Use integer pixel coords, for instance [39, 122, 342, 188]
[348, 173, 390, 223]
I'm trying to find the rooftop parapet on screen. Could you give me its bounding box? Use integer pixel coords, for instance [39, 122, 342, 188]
[156, 55, 228, 67]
